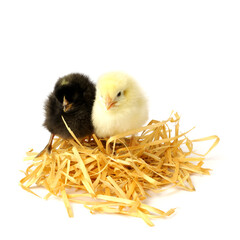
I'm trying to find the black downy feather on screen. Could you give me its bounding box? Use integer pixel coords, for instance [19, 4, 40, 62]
[43, 73, 96, 139]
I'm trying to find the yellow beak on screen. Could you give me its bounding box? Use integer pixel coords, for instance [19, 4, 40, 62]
[63, 96, 73, 112]
[105, 96, 116, 110]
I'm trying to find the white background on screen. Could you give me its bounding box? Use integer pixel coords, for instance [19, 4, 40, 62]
[1, 0, 239, 239]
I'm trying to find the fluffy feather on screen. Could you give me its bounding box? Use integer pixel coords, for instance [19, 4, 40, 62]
[92, 72, 148, 138]
[36, 73, 96, 157]
[44, 73, 96, 139]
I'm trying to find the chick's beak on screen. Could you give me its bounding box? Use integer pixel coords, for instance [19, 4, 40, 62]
[63, 96, 73, 112]
[105, 96, 116, 110]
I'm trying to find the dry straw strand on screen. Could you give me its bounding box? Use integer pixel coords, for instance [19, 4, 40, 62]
[20, 113, 219, 226]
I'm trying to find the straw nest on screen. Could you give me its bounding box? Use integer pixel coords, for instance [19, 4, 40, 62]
[20, 112, 219, 226]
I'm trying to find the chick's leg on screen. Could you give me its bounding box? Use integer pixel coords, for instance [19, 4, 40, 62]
[35, 134, 55, 158]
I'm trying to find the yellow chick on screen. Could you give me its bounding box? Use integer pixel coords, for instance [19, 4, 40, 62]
[92, 72, 148, 138]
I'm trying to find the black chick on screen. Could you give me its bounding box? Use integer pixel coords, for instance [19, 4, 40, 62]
[37, 73, 96, 157]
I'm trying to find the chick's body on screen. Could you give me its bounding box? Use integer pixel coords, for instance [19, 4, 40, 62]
[43, 73, 96, 139]
[92, 72, 148, 138]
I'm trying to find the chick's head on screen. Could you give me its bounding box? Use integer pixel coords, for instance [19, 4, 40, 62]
[54, 73, 95, 112]
[96, 72, 142, 111]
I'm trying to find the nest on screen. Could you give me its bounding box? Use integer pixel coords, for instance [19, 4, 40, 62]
[20, 113, 219, 226]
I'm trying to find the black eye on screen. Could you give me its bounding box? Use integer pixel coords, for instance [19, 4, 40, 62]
[117, 91, 121, 97]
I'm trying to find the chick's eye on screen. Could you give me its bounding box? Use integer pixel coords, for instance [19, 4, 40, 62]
[117, 91, 121, 97]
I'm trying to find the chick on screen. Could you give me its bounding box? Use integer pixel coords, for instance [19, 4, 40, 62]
[37, 73, 96, 156]
[92, 72, 148, 138]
